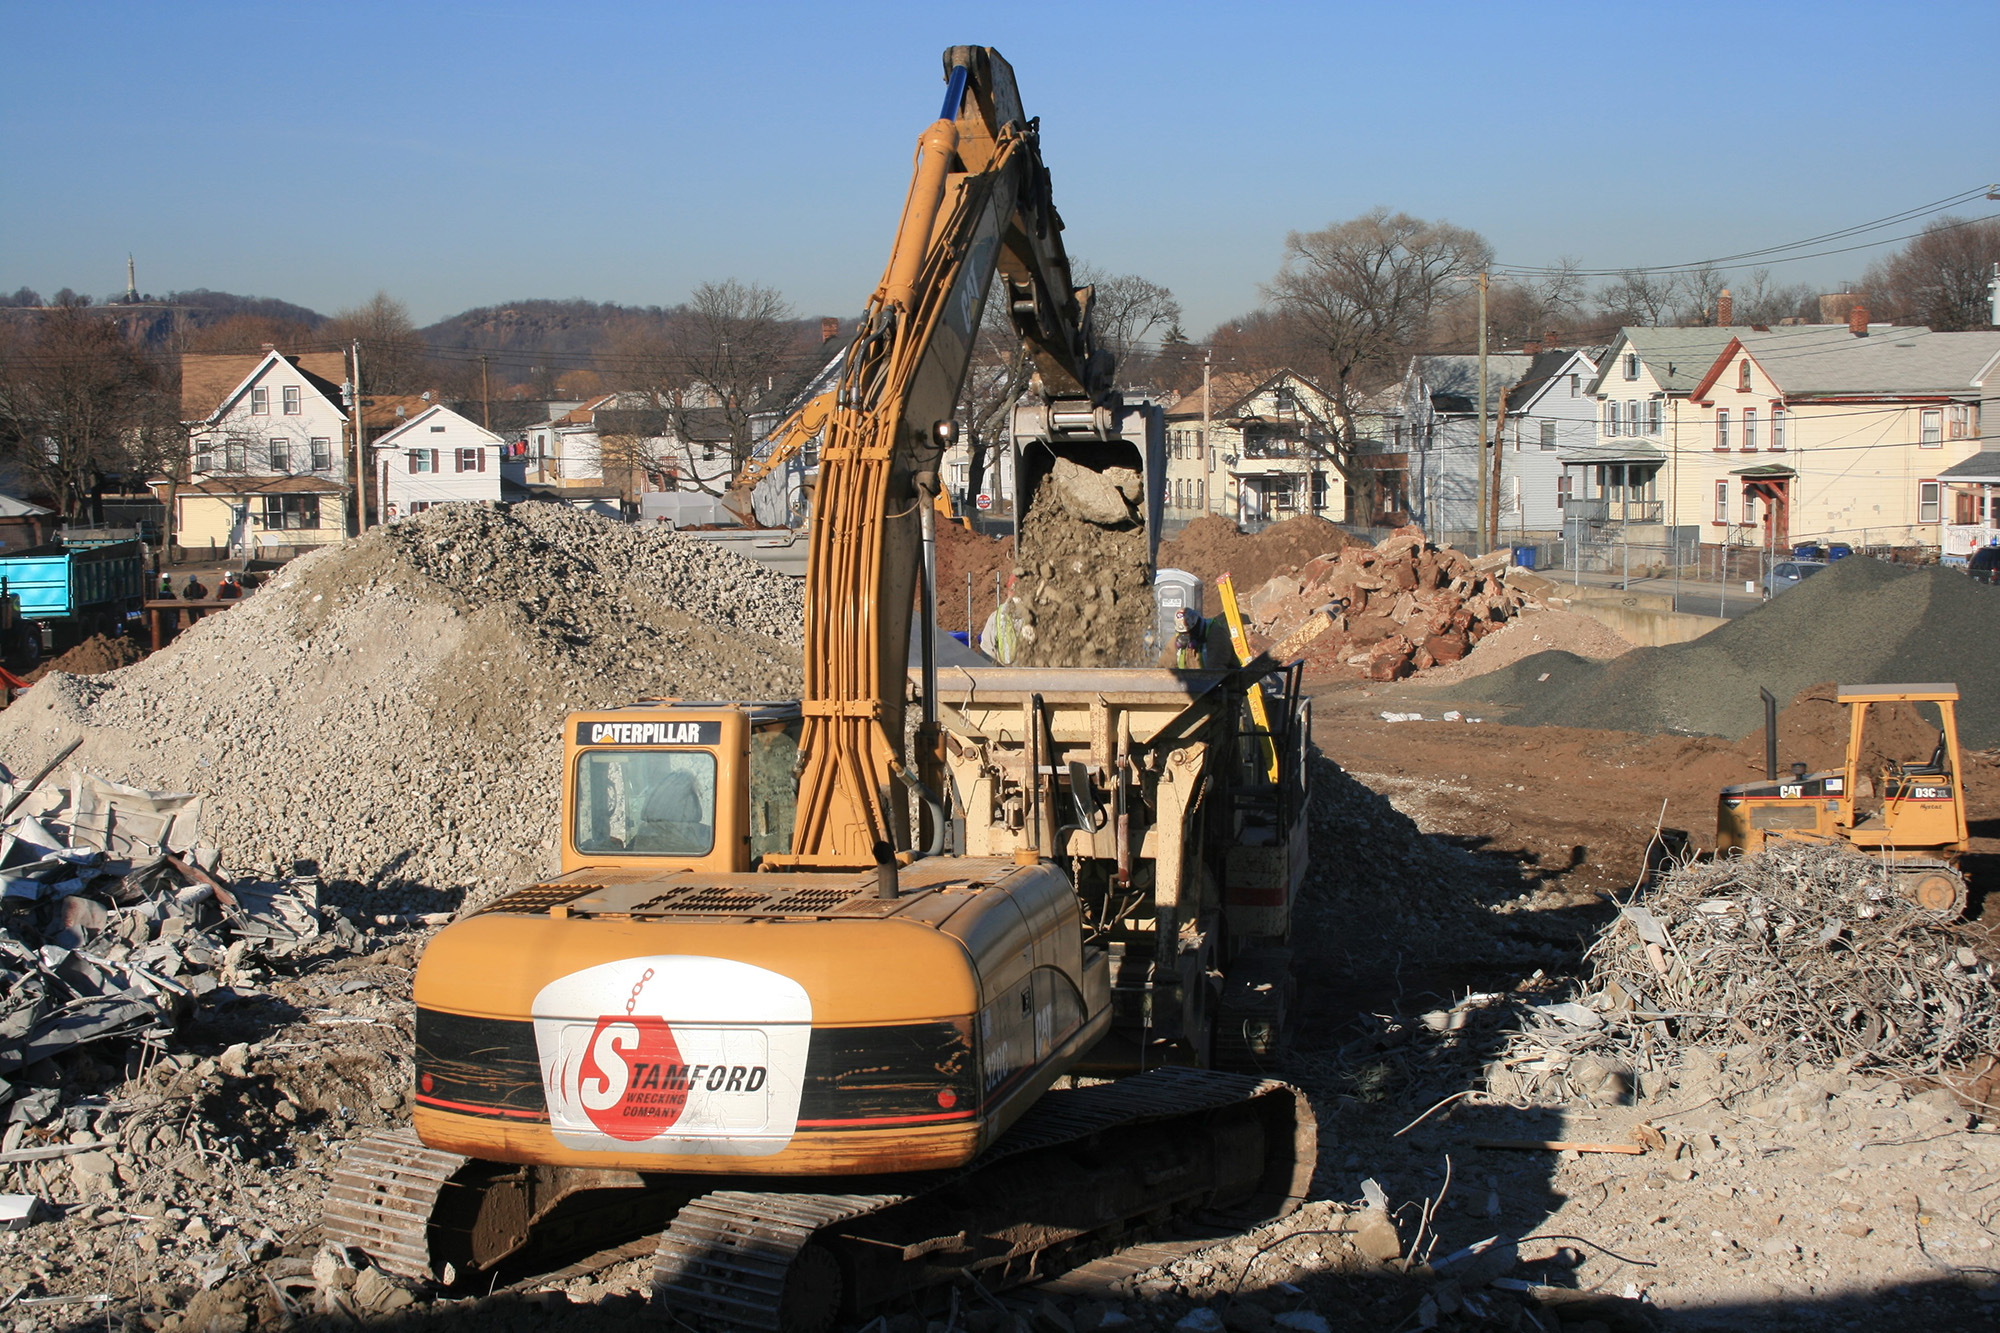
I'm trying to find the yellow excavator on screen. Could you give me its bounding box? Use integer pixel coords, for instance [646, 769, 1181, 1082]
[326, 46, 1315, 1331]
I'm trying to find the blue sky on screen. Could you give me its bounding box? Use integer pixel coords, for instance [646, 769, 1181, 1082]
[3, 1, 1994, 333]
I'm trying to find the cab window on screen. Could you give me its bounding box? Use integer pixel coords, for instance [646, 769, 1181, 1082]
[574, 749, 717, 856]
[747, 720, 803, 863]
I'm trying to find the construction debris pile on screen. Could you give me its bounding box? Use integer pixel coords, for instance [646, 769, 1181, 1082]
[0, 760, 347, 1147]
[0, 503, 806, 910]
[1241, 529, 1532, 681]
[1487, 842, 2000, 1107]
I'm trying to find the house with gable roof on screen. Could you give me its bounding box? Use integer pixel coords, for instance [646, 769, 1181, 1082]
[375, 405, 502, 521]
[1497, 345, 1604, 533]
[1399, 353, 1534, 540]
[175, 348, 354, 555]
[1159, 369, 1356, 526]
[1679, 322, 2000, 552]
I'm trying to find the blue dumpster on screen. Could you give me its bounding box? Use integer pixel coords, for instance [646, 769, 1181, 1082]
[1512, 545, 1536, 570]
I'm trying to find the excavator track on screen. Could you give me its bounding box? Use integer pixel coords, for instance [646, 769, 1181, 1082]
[323, 1131, 470, 1280]
[654, 1067, 1314, 1332]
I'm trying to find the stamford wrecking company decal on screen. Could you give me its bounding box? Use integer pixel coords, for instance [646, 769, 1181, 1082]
[532, 956, 811, 1156]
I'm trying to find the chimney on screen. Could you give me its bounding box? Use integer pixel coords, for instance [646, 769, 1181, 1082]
[820, 317, 839, 343]
[1544, 331, 1560, 349]
[1716, 288, 1733, 327]
[1524, 339, 1542, 356]
[1849, 305, 1870, 337]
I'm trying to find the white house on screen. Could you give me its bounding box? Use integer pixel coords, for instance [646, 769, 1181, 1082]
[178, 349, 352, 554]
[374, 406, 502, 521]
[1399, 354, 1534, 540]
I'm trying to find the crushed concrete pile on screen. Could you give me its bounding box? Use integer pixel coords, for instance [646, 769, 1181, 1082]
[1243, 528, 1532, 681]
[1453, 556, 2000, 746]
[0, 503, 805, 908]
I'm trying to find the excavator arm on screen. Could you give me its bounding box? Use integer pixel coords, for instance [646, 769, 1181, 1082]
[765, 46, 1116, 871]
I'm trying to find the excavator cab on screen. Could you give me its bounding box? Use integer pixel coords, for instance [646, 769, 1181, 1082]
[561, 702, 802, 875]
[1717, 682, 1967, 916]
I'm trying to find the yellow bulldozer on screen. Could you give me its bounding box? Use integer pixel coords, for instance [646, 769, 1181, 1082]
[1717, 682, 1970, 917]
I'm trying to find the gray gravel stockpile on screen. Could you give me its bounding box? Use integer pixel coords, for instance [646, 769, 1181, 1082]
[0, 503, 805, 904]
[1448, 557, 2000, 745]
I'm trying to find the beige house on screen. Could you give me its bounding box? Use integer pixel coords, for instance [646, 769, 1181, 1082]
[175, 349, 354, 556]
[1160, 370, 1349, 526]
[1676, 323, 2000, 551]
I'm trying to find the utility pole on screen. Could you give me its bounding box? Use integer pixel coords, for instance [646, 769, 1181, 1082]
[1476, 271, 1489, 550]
[1988, 262, 1999, 326]
[1202, 349, 1214, 516]
[480, 355, 492, 430]
[349, 340, 367, 534]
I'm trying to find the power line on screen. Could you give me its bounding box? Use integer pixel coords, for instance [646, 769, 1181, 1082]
[1490, 188, 1997, 278]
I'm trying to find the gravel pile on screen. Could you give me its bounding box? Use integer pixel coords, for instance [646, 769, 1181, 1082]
[0, 503, 804, 906]
[1452, 557, 2000, 745]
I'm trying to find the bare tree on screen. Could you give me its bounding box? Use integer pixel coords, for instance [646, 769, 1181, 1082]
[324, 291, 429, 394]
[1071, 263, 1182, 383]
[1266, 208, 1492, 468]
[1596, 268, 1676, 327]
[1860, 215, 2000, 330]
[1732, 267, 1820, 326]
[954, 273, 1034, 514]
[605, 281, 807, 492]
[1671, 263, 1728, 326]
[0, 304, 159, 518]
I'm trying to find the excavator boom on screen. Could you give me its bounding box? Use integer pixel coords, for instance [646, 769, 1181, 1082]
[773, 46, 1116, 871]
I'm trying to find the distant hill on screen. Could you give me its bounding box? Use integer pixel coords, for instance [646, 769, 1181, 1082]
[422, 299, 659, 355]
[164, 289, 327, 327]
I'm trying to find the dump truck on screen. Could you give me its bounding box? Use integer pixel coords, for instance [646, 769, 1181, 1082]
[0, 539, 146, 658]
[325, 46, 1316, 1331]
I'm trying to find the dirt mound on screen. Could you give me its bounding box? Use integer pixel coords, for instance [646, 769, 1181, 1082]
[1158, 513, 1364, 590]
[933, 520, 1011, 634]
[24, 632, 146, 682]
[1451, 557, 2000, 747]
[0, 503, 804, 903]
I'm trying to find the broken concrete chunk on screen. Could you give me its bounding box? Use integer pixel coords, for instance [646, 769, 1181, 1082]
[1050, 458, 1139, 527]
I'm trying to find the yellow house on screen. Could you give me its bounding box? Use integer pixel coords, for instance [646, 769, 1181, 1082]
[1681, 324, 2000, 551]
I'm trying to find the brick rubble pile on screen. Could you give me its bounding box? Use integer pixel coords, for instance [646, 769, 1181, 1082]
[1241, 527, 1531, 681]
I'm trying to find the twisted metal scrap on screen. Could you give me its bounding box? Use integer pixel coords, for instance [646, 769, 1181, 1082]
[1498, 842, 1997, 1095]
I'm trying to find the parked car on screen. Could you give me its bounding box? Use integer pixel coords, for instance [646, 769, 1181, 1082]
[1969, 546, 2000, 585]
[1763, 559, 1827, 596]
